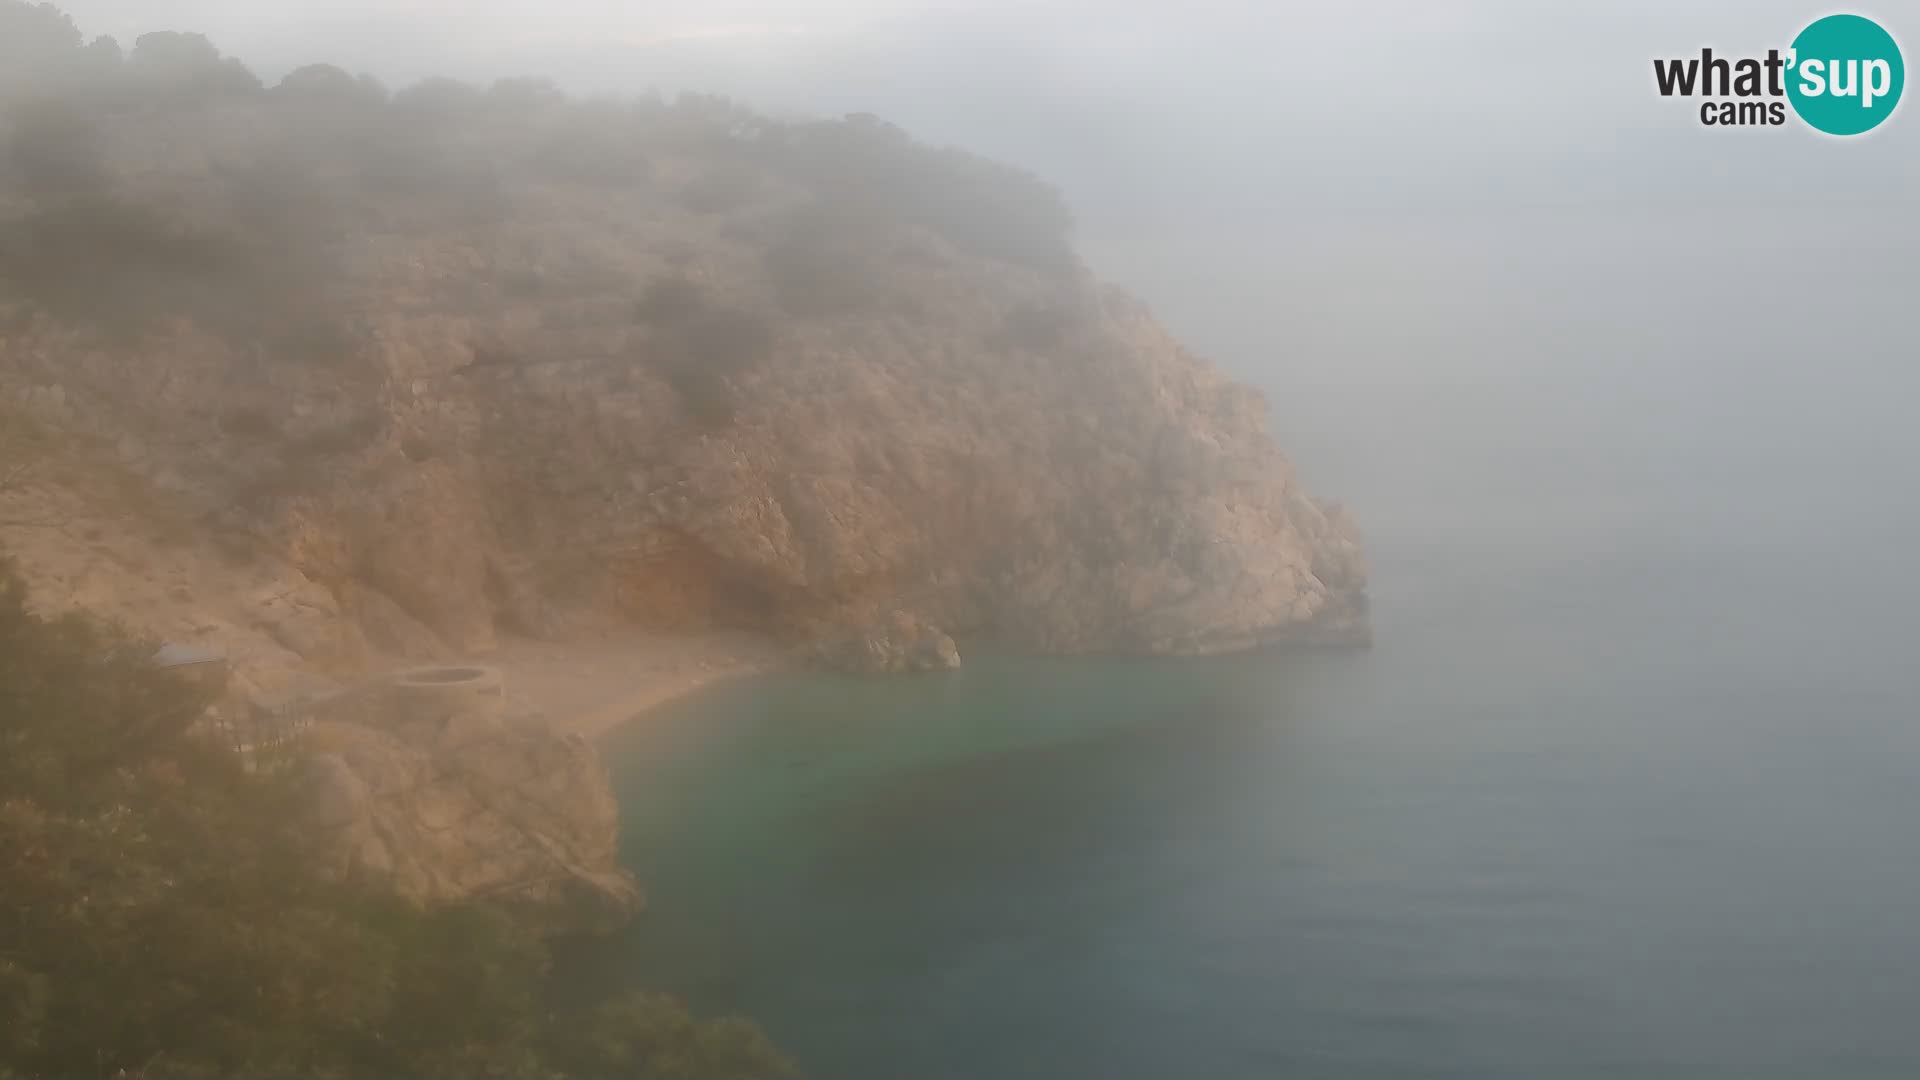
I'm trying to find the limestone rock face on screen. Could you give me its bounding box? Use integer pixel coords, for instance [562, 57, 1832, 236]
[298, 682, 642, 936]
[812, 610, 962, 674]
[0, 101, 1369, 691]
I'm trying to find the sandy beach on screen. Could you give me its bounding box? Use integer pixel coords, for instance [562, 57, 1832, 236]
[488, 629, 788, 739]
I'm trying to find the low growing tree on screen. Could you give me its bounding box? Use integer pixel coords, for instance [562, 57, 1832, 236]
[0, 557, 793, 1079]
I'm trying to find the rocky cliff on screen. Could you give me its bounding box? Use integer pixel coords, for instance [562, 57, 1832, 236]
[0, 32, 1368, 700]
[299, 667, 643, 935]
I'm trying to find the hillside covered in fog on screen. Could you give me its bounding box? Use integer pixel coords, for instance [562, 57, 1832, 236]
[0, 1, 1365, 703]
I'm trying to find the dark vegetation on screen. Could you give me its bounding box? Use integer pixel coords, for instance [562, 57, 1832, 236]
[761, 199, 899, 317]
[0, 2, 1076, 356]
[633, 275, 778, 425]
[676, 163, 761, 215]
[0, 556, 793, 1079]
[764, 113, 1074, 270]
[989, 299, 1089, 353]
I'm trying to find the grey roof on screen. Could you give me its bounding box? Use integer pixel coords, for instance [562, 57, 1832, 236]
[152, 643, 226, 668]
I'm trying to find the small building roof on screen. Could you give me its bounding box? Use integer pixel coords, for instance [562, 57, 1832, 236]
[152, 643, 226, 668]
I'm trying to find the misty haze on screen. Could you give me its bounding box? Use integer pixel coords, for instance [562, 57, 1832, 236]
[2, 2, 1917, 1078]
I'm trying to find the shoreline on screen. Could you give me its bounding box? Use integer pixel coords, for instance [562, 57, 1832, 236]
[485, 628, 1375, 741]
[486, 629, 788, 740]
[567, 659, 778, 740]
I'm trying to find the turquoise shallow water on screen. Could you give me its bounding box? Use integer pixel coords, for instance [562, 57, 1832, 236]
[566, 486, 1920, 1078]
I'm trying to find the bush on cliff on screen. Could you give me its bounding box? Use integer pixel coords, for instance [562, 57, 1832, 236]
[764, 115, 1075, 271]
[126, 30, 262, 101]
[0, 2, 86, 95]
[3, 97, 111, 195]
[273, 62, 380, 105]
[632, 276, 779, 426]
[0, 557, 793, 1080]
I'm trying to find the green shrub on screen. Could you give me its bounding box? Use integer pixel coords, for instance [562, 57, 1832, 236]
[0, 556, 794, 1079]
[0, 197, 245, 336]
[127, 30, 261, 100]
[0, 1, 85, 93]
[264, 309, 365, 367]
[635, 274, 707, 327]
[989, 300, 1086, 353]
[3, 97, 110, 196]
[678, 163, 761, 214]
[683, 306, 776, 371]
[486, 76, 566, 112]
[760, 199, 898, 316]
[0, 190, 360, 357]
[392, 76, 483, 120]
[644, 303, 778, 427]
[767, 115, 1076, 271]
[667, 365, 738, 427]
[273, 63, 386, 107]
[527, 118, 653, 187]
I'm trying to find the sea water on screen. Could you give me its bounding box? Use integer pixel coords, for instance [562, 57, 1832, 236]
[575, 502, 1920, 1079]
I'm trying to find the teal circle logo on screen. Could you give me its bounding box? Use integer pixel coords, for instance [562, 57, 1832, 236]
[1787, 14, 1905, 135]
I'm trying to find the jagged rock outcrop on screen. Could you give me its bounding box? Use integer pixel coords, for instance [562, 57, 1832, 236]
[810, 609, 962, 674]
[298, 671, 642, 935]
[0, 79, 1368, 693]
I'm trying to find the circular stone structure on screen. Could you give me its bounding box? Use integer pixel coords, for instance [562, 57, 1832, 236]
[388, 664, 506, 723]
[397, 666, 493, 685]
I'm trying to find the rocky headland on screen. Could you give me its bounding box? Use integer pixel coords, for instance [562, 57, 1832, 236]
[0, 26, 1367, 927]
